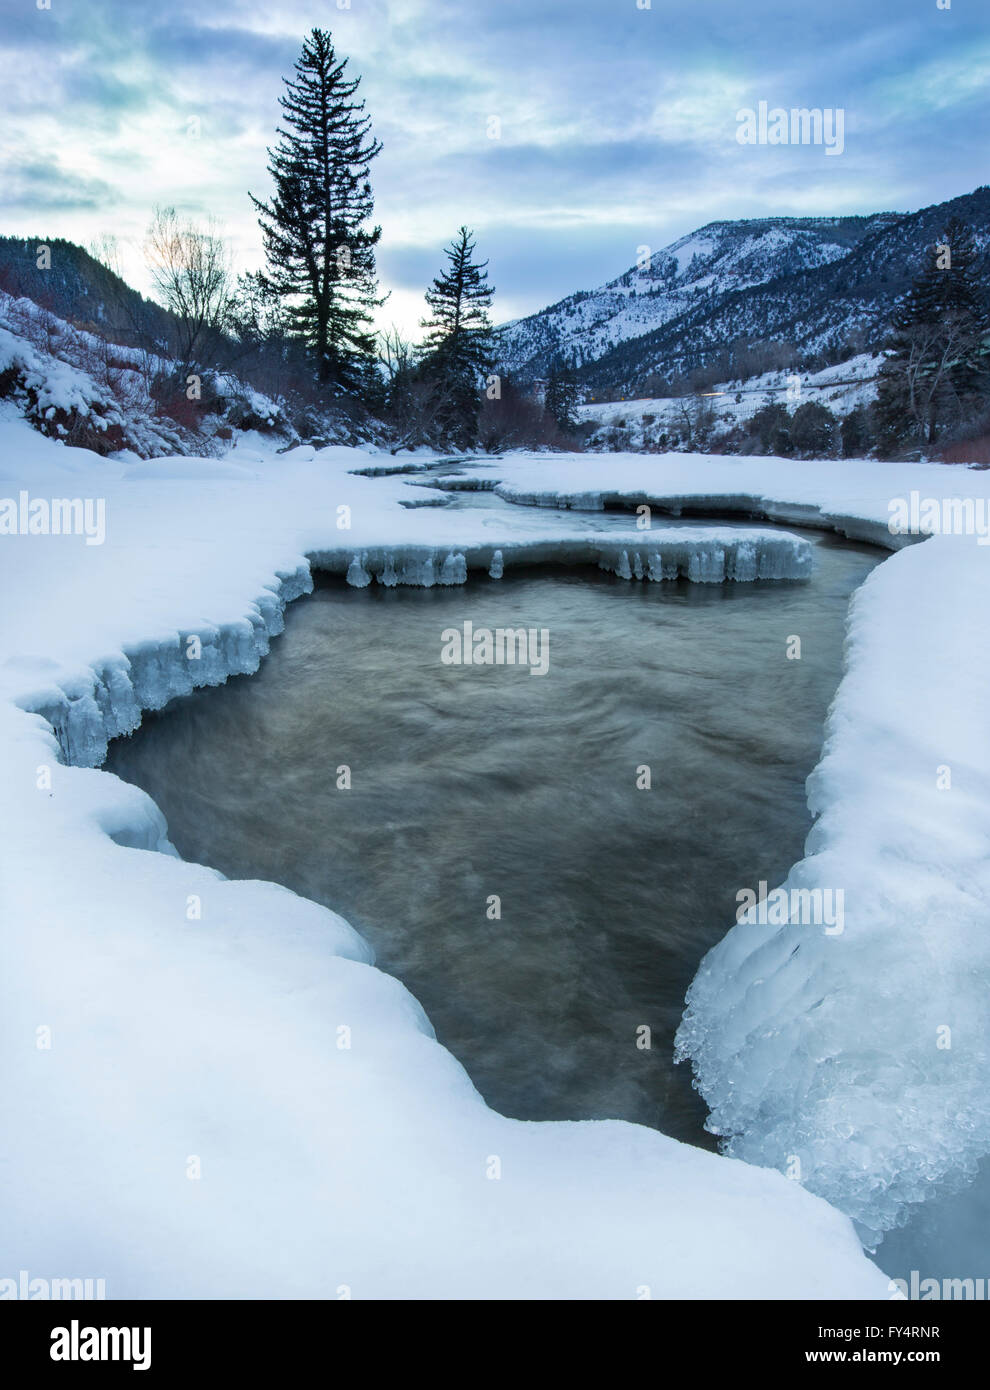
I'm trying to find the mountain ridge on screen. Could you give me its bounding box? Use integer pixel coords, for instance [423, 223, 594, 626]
[497, 187, 990, 396]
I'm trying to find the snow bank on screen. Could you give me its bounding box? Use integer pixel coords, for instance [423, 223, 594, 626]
[489, 451, 960, 550]
[0, 292, 292, 458]
[0, 420, 888, 1298]
[677, 534, 990, 1249]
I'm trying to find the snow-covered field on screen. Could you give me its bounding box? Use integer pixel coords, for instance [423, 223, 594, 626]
[3, 412, 989, 1297]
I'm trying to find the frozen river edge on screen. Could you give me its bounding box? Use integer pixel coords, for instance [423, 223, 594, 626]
[4, 428, 987, 1298]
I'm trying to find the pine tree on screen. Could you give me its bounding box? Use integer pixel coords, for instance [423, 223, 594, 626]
[544, 357, 580, 434]
[250, 28, 383, 396]
[420, 227, 495, 448]
[876, 218, 988, 448]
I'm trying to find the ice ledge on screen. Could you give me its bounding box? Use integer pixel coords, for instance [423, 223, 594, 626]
[24, 563, 313, 768]
[494, 483, 911, 552]
[675, 533, 990, 1256]
[313, 529, 812, 589]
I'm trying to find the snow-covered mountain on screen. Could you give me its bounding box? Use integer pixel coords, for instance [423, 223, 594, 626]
[498, 186, 990, 395]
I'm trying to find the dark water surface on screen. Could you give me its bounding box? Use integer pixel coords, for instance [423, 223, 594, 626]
[106, 534, 879, 1143]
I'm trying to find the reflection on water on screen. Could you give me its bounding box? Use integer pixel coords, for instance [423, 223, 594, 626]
[106, 536, 879, 1144]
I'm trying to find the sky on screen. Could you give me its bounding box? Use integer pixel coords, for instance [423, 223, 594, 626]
[1, 0, 988, 336]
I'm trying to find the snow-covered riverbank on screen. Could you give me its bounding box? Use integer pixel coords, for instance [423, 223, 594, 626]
[3, 417, 987, 1296]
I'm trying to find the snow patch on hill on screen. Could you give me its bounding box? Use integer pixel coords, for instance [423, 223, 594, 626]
[580, 353, 882, 452]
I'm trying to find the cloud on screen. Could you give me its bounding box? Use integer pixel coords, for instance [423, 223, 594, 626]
[4, 155, 118, 216]
[0, 0, 987, 334]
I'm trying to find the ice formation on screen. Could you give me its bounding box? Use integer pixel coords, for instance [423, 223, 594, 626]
[676, 533, 990, 1254]
[316, 532, 812, 589]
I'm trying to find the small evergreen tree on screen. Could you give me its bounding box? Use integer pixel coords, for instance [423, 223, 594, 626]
[229, 270, 288, 349]
[876, 218, 987, 449]
[419, 227, 494, 449]
[790, 401, 838, 458]
[250, 28, 383, 396]
[840, 404, 874, 458]
[545, 357, 580, 434]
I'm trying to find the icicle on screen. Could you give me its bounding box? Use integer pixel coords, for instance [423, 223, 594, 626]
[346, 553, 372, 588]
[439, 552, 467, 585]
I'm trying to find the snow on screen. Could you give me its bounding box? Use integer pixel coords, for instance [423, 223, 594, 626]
[486, 449, 970, 550]
[677, 533, 990, 1253]
[0, 415, 898, 1299]
[578, 352, 883, 447]
[0, 291, 293, 458]
[671, 236, 715, 274]
[499, 217, 870, 378]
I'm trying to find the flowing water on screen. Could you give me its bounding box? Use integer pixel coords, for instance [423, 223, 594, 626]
[105, 527, 879, 1144]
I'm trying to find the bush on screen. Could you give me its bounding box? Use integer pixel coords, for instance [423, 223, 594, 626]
[790, 401, 839, 458]
[150, 372, 206, 430]
[748, 403, 792, 455]
[478, 379, 579, 452]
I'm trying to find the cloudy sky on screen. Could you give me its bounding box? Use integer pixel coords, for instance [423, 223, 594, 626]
[2, 0, 988, 334]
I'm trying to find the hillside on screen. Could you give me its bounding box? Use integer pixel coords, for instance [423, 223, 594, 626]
[0, 236, 177, 351]
[498, 186, 990, 395]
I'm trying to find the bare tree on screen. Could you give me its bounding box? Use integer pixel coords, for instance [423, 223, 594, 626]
[672, 373, 718, 449]
[378, 325, 415, 384]
[144, 206, 233, 369]
[897, 317, 977, 445]
[88, 232, 122, 277]
[374, 326, 442, 450]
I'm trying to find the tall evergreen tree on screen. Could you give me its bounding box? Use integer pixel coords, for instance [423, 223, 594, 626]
[420, 227, 494, 448]
[876, 217, 988, 448]
[250, 28, 383, 395]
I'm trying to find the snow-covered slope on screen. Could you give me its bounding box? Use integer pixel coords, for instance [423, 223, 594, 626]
[499, 215, 878, 375]
[0, 291, 292, 459]
[579, 353, 882, 453]
[0, 416, 896, 1299]
[498, 186, 990, 393]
